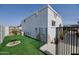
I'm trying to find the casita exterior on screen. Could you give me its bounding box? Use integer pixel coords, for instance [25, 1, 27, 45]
[21, 5, 63, 42]
[21, 5, 63, 43]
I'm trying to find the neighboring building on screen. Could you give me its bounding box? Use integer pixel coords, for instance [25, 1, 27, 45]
[0, 25, 23, 44]
[21, 5, 63, 54]
[5, 26, 9, 36]
[0, 25, 5, 44]
[9, 26, 23, 35]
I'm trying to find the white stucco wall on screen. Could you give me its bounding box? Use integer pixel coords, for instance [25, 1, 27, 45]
[47, 5, 63, 43]
[21, 5, 48, 42]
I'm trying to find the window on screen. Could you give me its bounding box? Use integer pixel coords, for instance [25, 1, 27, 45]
[59, 24, 62, 27]
[52, 21, 55, 26]
[24, 19, 26, 22]
[35, 28, 38, 33]
[34, 12, 39, 17]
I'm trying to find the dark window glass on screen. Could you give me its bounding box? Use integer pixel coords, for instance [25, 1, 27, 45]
[59, 24, 61, 27]
[24, 20, 26, 22]
[52, 21, 55, 26]
[35, 28, 37, 33]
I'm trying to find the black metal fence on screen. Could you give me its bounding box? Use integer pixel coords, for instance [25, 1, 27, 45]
[56, 27, 79, 55]
[38, 28, 47, 43]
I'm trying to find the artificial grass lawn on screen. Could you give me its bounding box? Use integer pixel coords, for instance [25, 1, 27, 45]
[0, 35, 45, 55]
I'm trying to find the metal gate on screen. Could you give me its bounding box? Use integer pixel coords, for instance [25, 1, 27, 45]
[37, 28, 47, 43]
[56, 27, 79, 55]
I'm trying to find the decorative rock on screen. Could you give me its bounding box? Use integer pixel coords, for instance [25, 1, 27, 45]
[6, 41, 21, 47]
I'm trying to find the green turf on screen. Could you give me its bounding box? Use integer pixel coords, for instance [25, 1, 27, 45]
[0, 35, 45, 55]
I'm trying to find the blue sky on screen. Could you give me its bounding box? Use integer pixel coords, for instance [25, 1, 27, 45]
[0, 4, 79, 26]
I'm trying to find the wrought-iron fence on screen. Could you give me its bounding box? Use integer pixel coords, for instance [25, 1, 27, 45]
[56, 27, 79, 55]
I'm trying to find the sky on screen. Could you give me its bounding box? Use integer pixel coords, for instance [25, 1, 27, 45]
[0, 4, 79, 26]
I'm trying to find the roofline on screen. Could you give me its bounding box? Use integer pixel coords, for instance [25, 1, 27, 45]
[22, 4, 63, 22]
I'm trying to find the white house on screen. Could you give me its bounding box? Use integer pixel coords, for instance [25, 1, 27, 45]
[21, 5, 63, 54]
